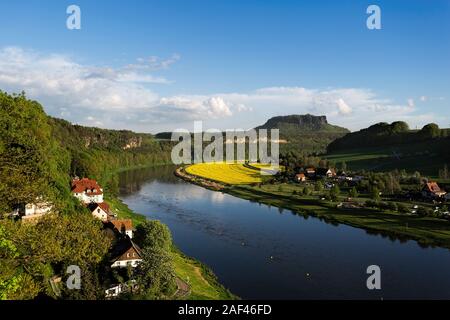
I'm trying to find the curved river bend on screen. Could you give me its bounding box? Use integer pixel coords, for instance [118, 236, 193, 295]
[118, 166, 450, 299]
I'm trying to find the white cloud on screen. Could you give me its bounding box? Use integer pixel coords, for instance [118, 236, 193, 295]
[0, 46, 441, 132]
[128, 54, 181, 71]
[336, 98, 352, 115]
[420, 96, 427, 102]
[157, 96, 233, 120]
[0, 47, 178, 111]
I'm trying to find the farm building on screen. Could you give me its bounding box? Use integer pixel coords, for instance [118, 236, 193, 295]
[422, 182, 446, 199]
[316, 168, 336, 178]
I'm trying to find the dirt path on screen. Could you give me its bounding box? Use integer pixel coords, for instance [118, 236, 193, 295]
[174, 277, 191, 299]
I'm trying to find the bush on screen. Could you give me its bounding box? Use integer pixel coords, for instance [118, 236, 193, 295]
[387, 202, 398, 212]
[397, 203, 409, 213]
[365, 200, 378, 208]
[303, 187, 312, 196]
[315, 182, 324, 192]
[417, 207, 433, 217]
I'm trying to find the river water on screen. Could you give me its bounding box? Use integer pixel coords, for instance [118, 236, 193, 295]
[118, 166, 450, 299]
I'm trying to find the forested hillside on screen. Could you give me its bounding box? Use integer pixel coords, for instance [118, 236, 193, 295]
[325, 121, 450, 176]
[327, 121, 450, 153]
[50, 118, 173, 188]
[0, 91, 173, 299]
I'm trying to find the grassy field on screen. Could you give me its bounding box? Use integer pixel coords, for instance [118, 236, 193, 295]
[185, 163, 263, 184]
[172, 248, 236, 300]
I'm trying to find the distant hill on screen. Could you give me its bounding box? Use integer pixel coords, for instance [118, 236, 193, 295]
[325, 121, 450, 177]
[327, 121, 449, 153]
[155, 114, 349, 155]
[49, 117, 173, 180]
[255, 114, 350, 155]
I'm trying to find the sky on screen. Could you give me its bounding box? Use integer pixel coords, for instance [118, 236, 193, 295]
[0, 0, 449, 133]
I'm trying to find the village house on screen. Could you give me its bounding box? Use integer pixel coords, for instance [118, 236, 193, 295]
[295, 173, 306, 182]
[71, 178, 104, 204]
[21, 201, 52, 217]
[13, 197, 53, 222]
[422, 182, 446, 199]
[316, 168, 336, 178]
[105, 280, 138, 298]
[88, 202, 111, 222]
[109, 219, 134, 238]
[110, 238, 142, 268]
[305, 167, 316, 178]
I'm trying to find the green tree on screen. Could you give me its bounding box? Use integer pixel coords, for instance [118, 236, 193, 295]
[371, 186, 381, 202]
[303, 187, 312, 196]
[315, 181, 324, 192]
[134, 247, 177, 299]
[420, 123, 440, 138]
[439, 164, 449, 179]
[134, 220, 172, 251]
[349, 187, 358, 198]
[330, 184, 340, 201]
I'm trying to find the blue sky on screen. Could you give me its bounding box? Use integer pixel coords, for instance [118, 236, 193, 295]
[0, 0, 448, 132]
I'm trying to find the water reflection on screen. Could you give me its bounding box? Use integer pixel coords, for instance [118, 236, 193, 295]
[118, 166, 450, 299]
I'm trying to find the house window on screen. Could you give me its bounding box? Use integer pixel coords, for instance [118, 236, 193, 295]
[127, 253, 130, 258]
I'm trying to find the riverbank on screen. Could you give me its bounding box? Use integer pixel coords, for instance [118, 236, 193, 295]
[178, 166, 450, 250]
[106, 166, 237, 300]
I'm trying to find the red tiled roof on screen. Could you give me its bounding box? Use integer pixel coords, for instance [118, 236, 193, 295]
[111, 219, 133, 231]
[424, 182, 442, 193]
[296, 173, 305, 178]
[88, 202, 110, 213]
[71, 178, 103, 195]
[98, 202, 110, 212]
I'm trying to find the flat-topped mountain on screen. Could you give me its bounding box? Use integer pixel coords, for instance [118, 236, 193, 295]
[255, 114, 346, 132]
[255, 114, 350, 155]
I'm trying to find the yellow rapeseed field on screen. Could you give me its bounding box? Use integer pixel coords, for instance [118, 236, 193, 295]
[185, 163, 263, 185]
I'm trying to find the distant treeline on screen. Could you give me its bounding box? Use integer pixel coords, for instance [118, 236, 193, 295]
[327, 121, 450, 156]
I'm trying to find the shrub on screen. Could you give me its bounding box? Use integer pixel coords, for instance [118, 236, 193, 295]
[387, 202, 398, 212]
[397, 203, 409, 213]
[365, 200, 378, 208]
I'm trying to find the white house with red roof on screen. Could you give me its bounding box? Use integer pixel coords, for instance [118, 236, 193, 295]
[88, 202, 111, 222]
[71, 178, 104, 204]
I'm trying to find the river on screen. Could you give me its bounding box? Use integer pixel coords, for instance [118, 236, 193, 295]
[118, 166, 450, 299]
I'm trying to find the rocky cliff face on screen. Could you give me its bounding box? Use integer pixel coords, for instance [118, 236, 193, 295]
[122, 137, 143, 150]
[256, 114, 343, 131]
